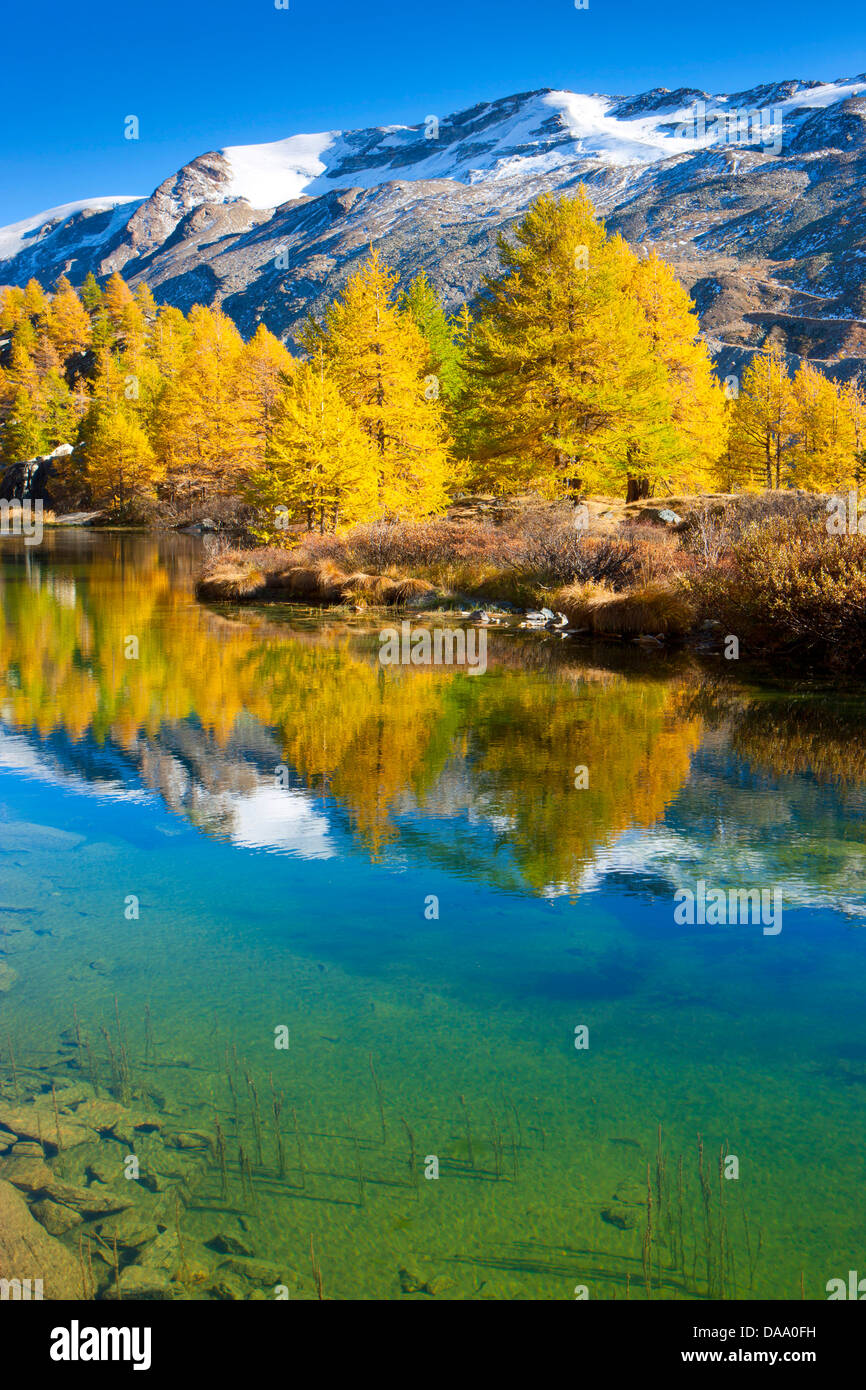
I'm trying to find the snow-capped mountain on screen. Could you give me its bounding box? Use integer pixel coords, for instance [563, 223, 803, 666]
[4, 77, 866, 372]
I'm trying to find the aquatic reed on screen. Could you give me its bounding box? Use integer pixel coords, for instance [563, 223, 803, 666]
[459, 1094, 475, 1169]
[369, 1053, 387, 1144]
[5, 1034, 19, 1100]
[347, 1114, 365, 1206]
[487, 1103, 503, 1179]
[401, 1116, 418, 1194]
[309, 1234, 325, 1300]
[144, 1003, 154, 1066]
[114, 996, 131, 1103]
[100, 1026, 120, 1099]
[73, 1004, 84, 1074]
[292, 1107, 306, 1190]
[245, 1070, 264, 1166]
[113, 1235, 122, 1302]
[85, 1037, 100, 1095]
[51, 1084, 63, 1151]
[215, 1120, 228, 1200]
[271, 1086, 286, 1180]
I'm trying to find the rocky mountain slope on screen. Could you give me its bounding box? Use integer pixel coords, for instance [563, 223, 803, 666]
[4, 79, 866, 374]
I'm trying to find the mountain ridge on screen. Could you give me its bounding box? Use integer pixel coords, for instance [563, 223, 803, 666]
[4, 76, 866, 374]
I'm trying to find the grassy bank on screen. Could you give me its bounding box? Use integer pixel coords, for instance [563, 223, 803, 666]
[195, 491, 866, 670]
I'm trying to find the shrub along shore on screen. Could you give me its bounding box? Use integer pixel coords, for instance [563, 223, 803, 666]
[195, 490, 866, 673]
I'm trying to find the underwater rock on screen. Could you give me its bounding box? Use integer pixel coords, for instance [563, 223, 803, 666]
[97, 1208, 160, 1250]
[126, 1227, 212, 1290]
[88, 1154, 127, 1185]
[151, 1149, 200, 1181]
[0, 1153, 55, 1192]
[110, 1120, 142, 1145]
[10, 1140, 44, 1157]
[0, 962, 19, 991]
[220, 1256, 289, 1288]
[0, 927, 39, 955]
[0, 1178, 86, 1299]
[398, 1262, 447, 1296]
[601, 1204, 638, 1231]
[137, 1169, 172, 1194]
[0, 1099, 94, 1150]
[104, 1265, 180, 1300]
[204, 1275, 246, 1300]
[51, 1084, 94, 1107]
[45, 1178, 132, 1216]
[207, 1232, 254, 1257]
[30, 1196, 83, 1236]
[72, 1098, 130, 1133]
[167, 1129, 213, 1150]
[108, 1112, 164, 1145]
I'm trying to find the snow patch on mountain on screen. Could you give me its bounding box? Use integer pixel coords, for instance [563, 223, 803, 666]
[220, 131, 338, 207]
[0, 196, 143, 263]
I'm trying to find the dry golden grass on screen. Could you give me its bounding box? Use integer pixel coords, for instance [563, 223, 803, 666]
[389, 576, 437, 603]
[554, 580, 695, 637]
[195, 561, 266, 601]
[265, 566, 321, 595]
[339, 571, 379, 595]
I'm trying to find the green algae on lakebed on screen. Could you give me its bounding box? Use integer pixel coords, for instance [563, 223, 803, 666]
[0, 530, 865, 1299]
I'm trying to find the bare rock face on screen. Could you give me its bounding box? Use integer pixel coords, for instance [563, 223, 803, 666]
[0, 1178, 86, 1299]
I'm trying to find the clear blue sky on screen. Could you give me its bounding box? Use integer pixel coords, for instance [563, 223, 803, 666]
[1, 0, 863, 224]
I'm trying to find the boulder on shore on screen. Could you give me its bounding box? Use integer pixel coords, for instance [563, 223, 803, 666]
[0, 444, 73, 504]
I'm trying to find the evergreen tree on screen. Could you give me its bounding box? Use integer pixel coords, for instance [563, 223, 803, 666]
[237, 323, 295, 468]
[310, 252, 452, 518]
[22, 278, 47, 321]
[246, 353, 378, 534]
[82, 406, 163, 512]
[399, 271, 465, 403]
[80, 272, 104, 313]
[2, 389, 47, 461]
[166, 305, 252, 500]
[788, 361, 857, 489]
[463, 188, 680, 498]
[628, 249, 728, 496]
[729, 346, 797, 489]
[0, 287, 26, 334]
[43, 277, 92, 359]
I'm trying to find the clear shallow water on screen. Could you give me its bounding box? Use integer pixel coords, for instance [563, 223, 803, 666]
[1, 530, 865, 1300]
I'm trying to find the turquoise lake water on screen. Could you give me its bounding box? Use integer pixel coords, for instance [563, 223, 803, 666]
[0, 530, 865, 1300]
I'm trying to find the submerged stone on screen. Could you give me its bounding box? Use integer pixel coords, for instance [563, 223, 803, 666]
[601, 1204, 638, 1230]
[0, 1179, 86, 1299]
